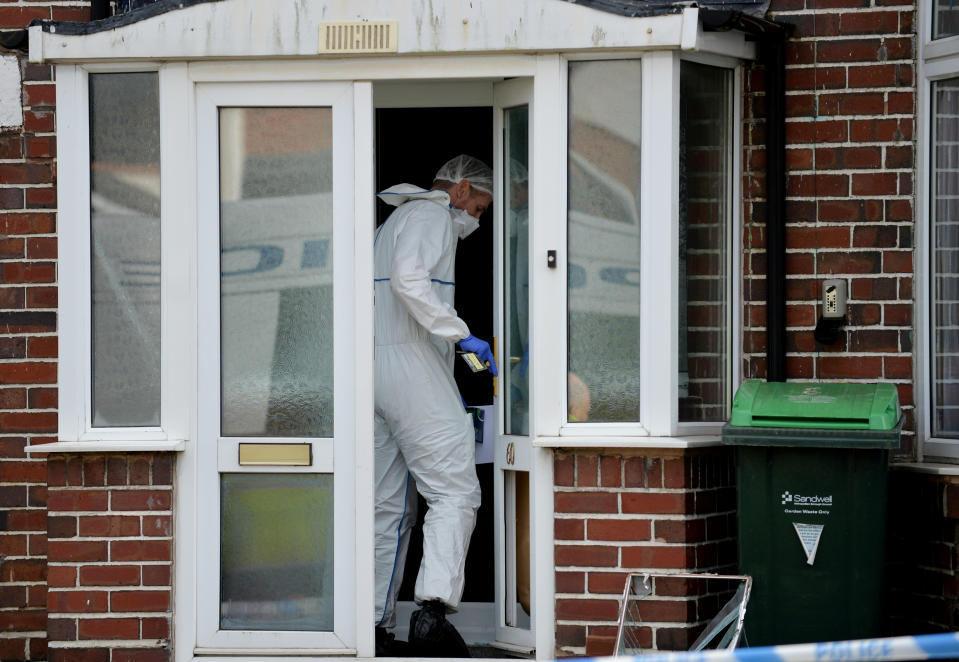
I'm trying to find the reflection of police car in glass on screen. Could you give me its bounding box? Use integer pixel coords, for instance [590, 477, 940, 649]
[567, 149, 642, 422]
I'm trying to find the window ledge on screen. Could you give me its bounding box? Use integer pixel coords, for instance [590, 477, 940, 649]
[533, 435, 723, 449]
[890, 461, 959, 476]
[24, 439, 186, 454]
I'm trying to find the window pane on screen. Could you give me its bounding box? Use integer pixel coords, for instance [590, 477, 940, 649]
[505, 106, 530, 436]
[934, 0, 959, 39]
[219, 107, 333, 438]
[932, 78, 959, 436]
[220, 473, 334, 631]
[90, 73, 161, 427]
[567, 60, 641, 423]
[679, 62, 732, 423]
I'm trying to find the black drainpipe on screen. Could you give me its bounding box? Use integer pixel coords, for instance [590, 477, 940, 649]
[701, 11, 792, 382]
[761, 32, 788, 382]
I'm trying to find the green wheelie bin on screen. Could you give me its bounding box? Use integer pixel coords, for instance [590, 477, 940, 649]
[721, 380, 901, 647]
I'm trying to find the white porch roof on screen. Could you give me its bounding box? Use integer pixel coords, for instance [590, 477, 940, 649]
[28, 0, 759, 63]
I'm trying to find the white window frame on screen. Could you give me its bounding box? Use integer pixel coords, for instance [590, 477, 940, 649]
[537, 50, 742, 447]
[52, 62, 190, 452]
[918, 0, 959, 461]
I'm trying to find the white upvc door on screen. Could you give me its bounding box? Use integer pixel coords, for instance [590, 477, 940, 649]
[492, 78, 536, 652]
[194, 80, 373, 653]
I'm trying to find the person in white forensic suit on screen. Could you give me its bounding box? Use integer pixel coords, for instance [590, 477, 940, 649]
[373, 155, 498, 657]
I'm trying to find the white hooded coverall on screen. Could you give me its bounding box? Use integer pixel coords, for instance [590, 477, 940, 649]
[373, 184, 483, 629]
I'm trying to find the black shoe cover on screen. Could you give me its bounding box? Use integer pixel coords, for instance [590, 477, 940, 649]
[409, 600, 471, 658]
[376, 627, 412, 657]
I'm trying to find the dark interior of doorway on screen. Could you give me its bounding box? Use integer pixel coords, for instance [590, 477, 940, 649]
[375, 107, 496, 606]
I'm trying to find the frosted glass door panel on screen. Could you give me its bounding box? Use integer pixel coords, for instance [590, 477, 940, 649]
[219, 107, 334, 438]
[220, 473, 334, 631]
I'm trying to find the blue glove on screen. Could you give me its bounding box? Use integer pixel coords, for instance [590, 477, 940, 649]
[458, 334, 498, 376]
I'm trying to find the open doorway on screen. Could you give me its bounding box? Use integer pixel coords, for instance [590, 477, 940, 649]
[374, 105, 506, 653]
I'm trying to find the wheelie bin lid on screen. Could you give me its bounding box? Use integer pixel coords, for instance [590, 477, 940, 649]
[722, 380, 901, 449]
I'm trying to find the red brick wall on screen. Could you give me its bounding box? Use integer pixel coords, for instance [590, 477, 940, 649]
[553, 449, 736, 656]
[45, 453, 173, 662]
[2, 4, 88, 660]
[742, 0, 917, 455]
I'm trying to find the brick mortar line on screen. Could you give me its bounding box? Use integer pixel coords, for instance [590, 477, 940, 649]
[774, 196, 914, 201]
[749, 274, 913, 279]
[555, 565, 671, 572]
[47, 488, 173, 493]
[556, 541, 731, 546]
[781, 246, 913, 251]
[48, 538, 173, 543]
[47, 561, 171, 566]
[0, 331, 58, 333]
[782, 353, 912, 359]
[48, 588, 173, 593]
[1, 2, 88, 6]
[762, 329, 911, 335]
[0, 581, 47, 586]
[0, 258, 61, 263]
[785, 39, 915, 46]
[778, 146, 914, 152]
[47, 614, 171, 620]
[0, 631, 47, 639]
[783, 88, 915, 94]
[0, 408, 58, 412]
[781, 66, 915, 74]
[554, 516, 735, 522]
[556, 620, 687, 629]
[770, 221, 916, 225]
[785, 167, 913, 173]
[556, 592, 709, 600]
[554, 486, 734, 492]
[555, 514, 726, 519]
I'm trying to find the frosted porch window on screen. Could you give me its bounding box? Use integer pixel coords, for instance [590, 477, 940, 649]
[90, 72, 161, 427]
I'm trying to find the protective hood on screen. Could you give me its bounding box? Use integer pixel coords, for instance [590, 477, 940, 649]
[377, 184, 480, 239]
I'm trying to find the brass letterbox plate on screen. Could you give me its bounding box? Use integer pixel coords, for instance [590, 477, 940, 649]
[238, 443, 313, 467]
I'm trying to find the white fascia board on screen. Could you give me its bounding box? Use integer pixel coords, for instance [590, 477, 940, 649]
[33, 0, 693, 63]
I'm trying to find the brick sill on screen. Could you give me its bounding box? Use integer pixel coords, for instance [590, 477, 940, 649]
[23, 439, 186, 454]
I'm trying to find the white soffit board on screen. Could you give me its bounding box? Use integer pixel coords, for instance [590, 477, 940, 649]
[29, 0, 697, 63]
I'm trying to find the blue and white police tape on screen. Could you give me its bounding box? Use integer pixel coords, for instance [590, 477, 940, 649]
[583, 632, 959, 662]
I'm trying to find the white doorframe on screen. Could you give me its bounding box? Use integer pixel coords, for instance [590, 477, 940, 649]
[493, 76, 536, 651]
[193, 80, 364, 653]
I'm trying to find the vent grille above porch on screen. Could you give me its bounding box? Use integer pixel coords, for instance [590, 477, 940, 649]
[318, 21, 398, 54]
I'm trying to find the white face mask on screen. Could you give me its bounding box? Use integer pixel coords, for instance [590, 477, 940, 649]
[450, 205, 480, 239]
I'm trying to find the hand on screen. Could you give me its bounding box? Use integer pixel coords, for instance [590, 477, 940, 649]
[457, 334, 498, 376]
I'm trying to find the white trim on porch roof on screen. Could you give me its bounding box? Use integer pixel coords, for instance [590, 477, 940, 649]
[27, 0, 754, 63]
